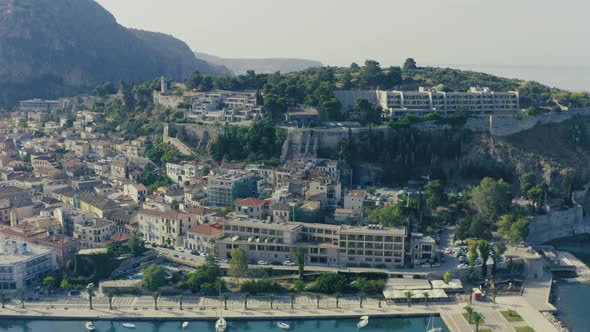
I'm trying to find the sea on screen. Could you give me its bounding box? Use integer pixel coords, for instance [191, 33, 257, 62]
[0, 317, 448, 332]
[548, 235, 590, 332]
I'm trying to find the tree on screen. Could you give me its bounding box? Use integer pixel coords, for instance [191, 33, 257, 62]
[464, 305, 474, 323]
[367, 202, 406, 227]
[294, 246, 306, 279]
[243, 293, 250, 309]
[60, 278, 71, 290]
[471, 177, 512, 222]
[377, 294, 385, 308]
[498, 214, 529, 244]
[358, 291, 365, 308]
[152, 292, 160, 310]
[315, 293, 321, 309]
[403, 58, 417, 71]
[128, 230, 145, 257]
[106, 290, 114, 310]
[472, 311, 483, 332]
[424, 180, 446, 209]
[0, 291, 7, 308]
[519, 172, 536, 196]
[86, 285, 95, 310]
[491, 284, 498, 304]
[478, 240, 490, 278]
[443, 272, 452, 285]
[43, 276, 56, 290]
[223, 293, 229, 310]
[177, 294, 184, 310]
[268, 294, 274, 310]
[423, 292, 430, 307]
[17, 288, 25, 308]
[334, 292, 342, 309]
[200, 165, 210, 176]
[228, 247, 248, 286]
[467, 240, 479, 267]
[289, 292, 297, 309]
[494, 242, 507, 256]
[404, 291, 413, 307]
[310, 273, 348, 294]
[143, 264, 165, 291]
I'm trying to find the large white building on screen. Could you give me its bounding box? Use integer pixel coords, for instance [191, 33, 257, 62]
[377, 86, 519, 117]
[0, 238, 56, 290]
[73, 218, 116, 248]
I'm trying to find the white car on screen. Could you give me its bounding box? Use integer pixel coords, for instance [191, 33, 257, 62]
[175, 247, 185, 252]
[283, 261, 296, 266]
[257, 260, 269, 265]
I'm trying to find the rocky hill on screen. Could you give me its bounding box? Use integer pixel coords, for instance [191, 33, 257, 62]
[194, 52, 323, 75]
[0, 0, 226, 108]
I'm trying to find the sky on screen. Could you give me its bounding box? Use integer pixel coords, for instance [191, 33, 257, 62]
[96, 0, 590, 90]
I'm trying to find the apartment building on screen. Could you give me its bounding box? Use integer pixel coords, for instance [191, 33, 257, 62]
[378, 86, 519, 117]
[234, 197, 269, 219]
[207, 172, 257, 206]
[18, 99, 61, 112]
[0, 239, 56, 290]
[166, 162, 200, 184]
[123, 183, 148, 203]
[344, 190, 365, 218]
[216, 216, 408, 268]
[185, 223, 223, 253]
[137, 209, 196, 246]
[73, 218, 115, 248]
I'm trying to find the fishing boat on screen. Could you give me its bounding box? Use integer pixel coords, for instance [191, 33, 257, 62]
[277, 322, 290, 329]
[357, 319, 368, 329]
[122, 323, 136, 328]
[181, 321, 189, 329]
[426, 314, 442, 332]
[360, 316, 369, 321]
[85, 321, 95, 331]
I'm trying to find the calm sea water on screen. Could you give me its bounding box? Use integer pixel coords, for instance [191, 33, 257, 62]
[0, 317, 448, 332]
[549, 235, 590, 331]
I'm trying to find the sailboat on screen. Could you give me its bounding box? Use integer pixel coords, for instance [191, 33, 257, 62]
[85, 321, 95, 331]
[426, 314, 442, 332]
[215, 284, 227, 332]
[181, 321, 189, 329]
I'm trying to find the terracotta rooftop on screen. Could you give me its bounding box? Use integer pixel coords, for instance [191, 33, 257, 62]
[234, 197, 267, 207]
[187, 223, 223, 237]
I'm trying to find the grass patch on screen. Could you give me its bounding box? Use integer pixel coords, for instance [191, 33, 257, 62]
[514, 327, 535, 332]
[462, 313, 485, 324]
[500, 310, 524, 322]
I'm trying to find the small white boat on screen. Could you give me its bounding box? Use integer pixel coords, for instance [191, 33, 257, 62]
[357, 320, 368, 329]
[122, 323, 136, 329]
[85, 321, 95, 331]
[360, 316, 369, 321]
[215, 317, 227, 332]
[277, 322, 290, 329]
[181, 321, 189, 329]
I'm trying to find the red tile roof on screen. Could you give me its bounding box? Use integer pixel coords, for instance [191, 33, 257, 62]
[234, 197, 267, 207]
[187, 223, 223, 237]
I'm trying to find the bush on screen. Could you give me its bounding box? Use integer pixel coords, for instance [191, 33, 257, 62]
[308, 273, 348, 294]
[240, 279, 285, 295]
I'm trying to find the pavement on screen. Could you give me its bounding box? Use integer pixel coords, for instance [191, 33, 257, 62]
[0, 293, 560, 332]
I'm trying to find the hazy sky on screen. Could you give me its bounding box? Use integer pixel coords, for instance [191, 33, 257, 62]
[96, 0, 589, 68]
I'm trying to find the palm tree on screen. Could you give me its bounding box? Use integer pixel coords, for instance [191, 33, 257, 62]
[222, 293, 229, 310]
[106, 291, 114, 310]
[152, 292, 160, 310]
[289, 292, 296, 309]
[357, 291, 365, 309]
[86, 285, 95, 310]
[491, 284, 498, 304]
[17, 288, 25, 309]
[315, 293, 321, 309]
[423, 292, 429, 307]
[404, 291, 413, 307]
[243, 293, 250, 310]
[268, 294, 274, 310]
[0, 290, 7, 308]
[464, 305, 474, 324]
[469, 289, 473, 305]
[472, 311, 483, 332]
[377, 294, 385, 308]
[334, 292, 342, 309]
[177, 294, 184, 310]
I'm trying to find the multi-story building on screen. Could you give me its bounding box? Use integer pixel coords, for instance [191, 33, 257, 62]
[411, 233, 437, 266]
[378, 86, 519, 117]
[137, 209, 196, 246]
[166, 162, 199, 184]
[344, 190, 365, 218]
[306, 179, 342, 208]
[185, 223, 223, 253]
[234, 197, 269, 220]
[123, 183, 148, 203]
[18, 99, 61, 112]
[207, 172, 257, 206]
[35, 235, 80, 268]
[73, 218, 115, 248]
[0, 199, 10, 225]
[216, 216, 407, 268]
[0, 239, 56, 290]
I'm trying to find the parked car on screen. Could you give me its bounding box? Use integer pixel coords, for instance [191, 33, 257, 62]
[283, 260, 296, 266]
[172, 254, 179, 258]
[257, 260, 269, 265]
[175, 247, 185, 252]
[67, 290, 80, 296]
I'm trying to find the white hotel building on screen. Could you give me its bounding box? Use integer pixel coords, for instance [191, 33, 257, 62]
[0, 239, 56, 290]
[377, 86, 519, 117]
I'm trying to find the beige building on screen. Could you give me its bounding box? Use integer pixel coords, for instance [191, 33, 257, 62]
[73, 218, 115, 248]
[216, 216, 407, 268]
[123, 183, 148, 203]
[234, 197, 269, 220]
[137, 209, 197, 246]
[185, 223, 223, 253]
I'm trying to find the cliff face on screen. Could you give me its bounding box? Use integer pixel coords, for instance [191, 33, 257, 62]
[0, 0, 226, 107]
